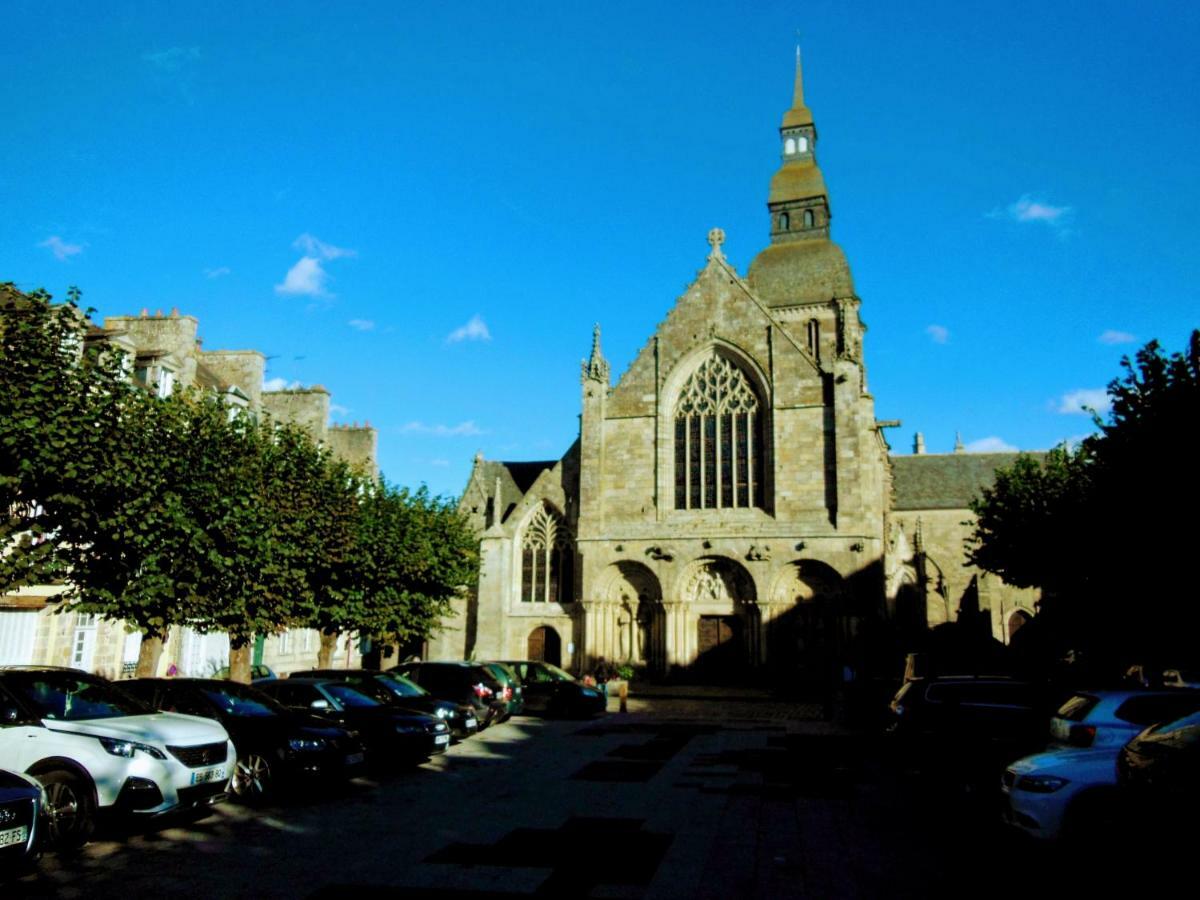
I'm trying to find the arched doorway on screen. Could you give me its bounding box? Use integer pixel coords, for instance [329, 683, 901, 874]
[680, 557, 757, 680]
[527, 626, 562, 666]
[599, 561, 665, 674]
[768, 560, 849, 694]
[1008, 609, 1032, 643]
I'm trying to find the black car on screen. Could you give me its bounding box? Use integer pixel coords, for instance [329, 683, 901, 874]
[494, 660, 606, 718]
[257, 678, 450, 766]
[304, 669, 478, 739]
[0, 769, 41, 879]
[122, 678, 365, 802]
[1119, 709, 1200, 811]
[390, 662, 508, 729]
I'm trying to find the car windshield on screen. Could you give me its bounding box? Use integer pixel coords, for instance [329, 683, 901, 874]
[537, 663, 575, 682]
[198, 684, 282, 718]
[375, 672, 428, 698]
[323, 683, 382, 709]
[8, 673, 149, 721]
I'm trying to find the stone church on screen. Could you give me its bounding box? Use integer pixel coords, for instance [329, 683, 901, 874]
[439, 56, 1037, 679]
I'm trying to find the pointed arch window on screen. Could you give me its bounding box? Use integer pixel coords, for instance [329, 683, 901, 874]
[521, 504, 575, 603]
[673, 353, 766, 510]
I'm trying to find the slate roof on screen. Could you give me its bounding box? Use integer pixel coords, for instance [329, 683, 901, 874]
[476, 459, 557, 522]
[889, 452, 1041, 511]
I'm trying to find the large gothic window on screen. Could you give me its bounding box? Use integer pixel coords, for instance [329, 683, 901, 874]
[520, 504, 574, 603]
[673, 352, 765, 510]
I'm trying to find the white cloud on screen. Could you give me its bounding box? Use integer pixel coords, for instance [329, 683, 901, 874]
[1056, 388, 1111, 416]
[143, 46, 201, 72]
[275, 257, 328, 296]
[348, 319, 375, 331]
[925, 324, 949, 344]
[446, 314, 492, 344]
[964, 436, 1018, 453]
[991, 194, 1073, 233]
[263, 377, 301, 392]
[293, 233, 356, 261]
[39, 235, 84, 261]
[430, 459, 450, 467]
[330, 403, 350, 415]
[204, 266, 231, 279]
[400, 420, 485, 437]
[1098, 329, 1135, 345]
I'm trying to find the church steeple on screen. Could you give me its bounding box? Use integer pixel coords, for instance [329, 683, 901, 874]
[769, 47, 827, 242]
[746, 48, 855, 307]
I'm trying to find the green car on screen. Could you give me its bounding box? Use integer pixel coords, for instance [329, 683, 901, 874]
[481, 662, 525, 718]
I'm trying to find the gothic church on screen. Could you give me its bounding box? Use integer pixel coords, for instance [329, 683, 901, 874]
[441, 56, 1037, 679]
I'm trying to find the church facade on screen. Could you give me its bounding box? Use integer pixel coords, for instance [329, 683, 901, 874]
[439, 57, 1037, 679]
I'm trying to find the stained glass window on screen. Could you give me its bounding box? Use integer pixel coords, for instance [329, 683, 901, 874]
[520, 504, 574, 603]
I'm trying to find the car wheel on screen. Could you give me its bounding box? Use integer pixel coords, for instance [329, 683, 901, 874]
[35, 768, 96, 850]
[230, 752, 274, 803]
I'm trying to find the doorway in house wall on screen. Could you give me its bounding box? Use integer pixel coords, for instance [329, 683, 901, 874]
[527, 626, 561, 666]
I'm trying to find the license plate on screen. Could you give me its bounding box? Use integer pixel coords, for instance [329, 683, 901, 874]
[344, 752, 365, 766]
[191, 766, 226, 785]
[465, 717, 477, 728]
[434, 734, 450, 745]
[0, 825, 28, 849]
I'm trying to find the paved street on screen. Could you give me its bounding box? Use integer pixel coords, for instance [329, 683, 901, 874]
[13, 689, 1050, 899]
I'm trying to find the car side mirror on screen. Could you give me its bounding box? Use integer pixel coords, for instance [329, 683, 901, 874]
[310, 699, 330, 711]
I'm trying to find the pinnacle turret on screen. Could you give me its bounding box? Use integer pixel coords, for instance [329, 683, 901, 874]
[581, 323, 610, 385]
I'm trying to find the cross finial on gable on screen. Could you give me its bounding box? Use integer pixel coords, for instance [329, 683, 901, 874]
[707, 227, 726, 261]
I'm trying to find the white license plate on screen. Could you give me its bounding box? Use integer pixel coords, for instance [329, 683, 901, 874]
[191, 765, 226, 785]
[344, 752, 365, 766]
[465, 718, 477, 728]
[0, 825, 28, 849]
[434, 734, 450, 745]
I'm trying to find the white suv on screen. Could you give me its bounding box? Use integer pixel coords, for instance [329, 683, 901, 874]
[0, 667, 235, 846]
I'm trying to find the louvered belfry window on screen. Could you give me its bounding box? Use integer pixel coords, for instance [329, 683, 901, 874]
[521, 504, 574, 603]
[674, 353, 764, 510]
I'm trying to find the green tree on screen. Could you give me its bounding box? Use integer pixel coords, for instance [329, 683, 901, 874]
[969, 330, 1200, 671]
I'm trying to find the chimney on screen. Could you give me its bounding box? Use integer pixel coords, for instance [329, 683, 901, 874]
[913, 432, 926, 455]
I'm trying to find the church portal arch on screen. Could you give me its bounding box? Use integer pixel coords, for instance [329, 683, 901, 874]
[596, 561, 664, 673]
[767, 560, 850, 689]
[677, 556, 757, 679]
[527, 625, 562, 666]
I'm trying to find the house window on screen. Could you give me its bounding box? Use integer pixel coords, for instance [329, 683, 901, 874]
[157, 367, 175, 398]
[520, 504, 574, 603]
[279, 630, 291, 655]
[72, 614, 98, 670]
[302, 630, 314, 653]
[673, 352, 765, 510]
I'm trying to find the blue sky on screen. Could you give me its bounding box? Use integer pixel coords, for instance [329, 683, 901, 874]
[4, 1, 1198, 496]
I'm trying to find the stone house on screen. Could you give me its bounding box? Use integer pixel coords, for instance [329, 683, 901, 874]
[437, 55, 1037, 679]
[0, 304, 377, 678]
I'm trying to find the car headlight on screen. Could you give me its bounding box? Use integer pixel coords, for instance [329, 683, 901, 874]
[287, 737, 327, 752]
[435, 707, 450, 718]
[1016, 774, 1070, 793]
[98, 736, 166, 760]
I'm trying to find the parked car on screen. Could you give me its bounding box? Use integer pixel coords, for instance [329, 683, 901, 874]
[886, 676, 1054, 783]
[303, 669, 478, 739]
[0, 769, 42, 878]
[122, 678, 366, 802]
[1002, 689, 1200, 840]
[1118, 709, 1200, 815]
[390, 662, 508, 729]
[256, 678, 449, 766]
[494, 660, 606, 718]
[0, 667, 234, 847]
[481, 663, 525, 718]
[212, 664, 277, 682]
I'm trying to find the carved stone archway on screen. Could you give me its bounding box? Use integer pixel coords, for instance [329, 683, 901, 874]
[766, 560, 850, 688]
[591, 562, 664, 673]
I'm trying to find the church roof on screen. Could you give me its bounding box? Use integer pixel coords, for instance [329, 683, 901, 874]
[747, 239, 855, 306]
[476, 459, 557, 519]
[889, 452, 1037, 510]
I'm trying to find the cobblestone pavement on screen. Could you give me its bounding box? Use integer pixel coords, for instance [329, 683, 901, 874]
[11, 687, 1061, 899]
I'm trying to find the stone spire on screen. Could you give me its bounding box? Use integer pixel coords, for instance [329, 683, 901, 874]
[581, 323, 610, 385]
[783, 46, 815, 129]
[954, 432, 965, 453]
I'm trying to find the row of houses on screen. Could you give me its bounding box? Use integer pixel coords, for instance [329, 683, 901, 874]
[0, 294, 377, 678]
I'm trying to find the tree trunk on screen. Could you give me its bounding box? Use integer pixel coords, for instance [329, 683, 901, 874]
[317, 630, 338, 669]
[136, 633, 165, 678]
[228, 644, 252, 684]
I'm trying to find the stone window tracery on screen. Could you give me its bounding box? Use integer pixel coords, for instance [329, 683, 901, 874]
[520, 504, 574, 603]
[673, 353, 765, 510]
